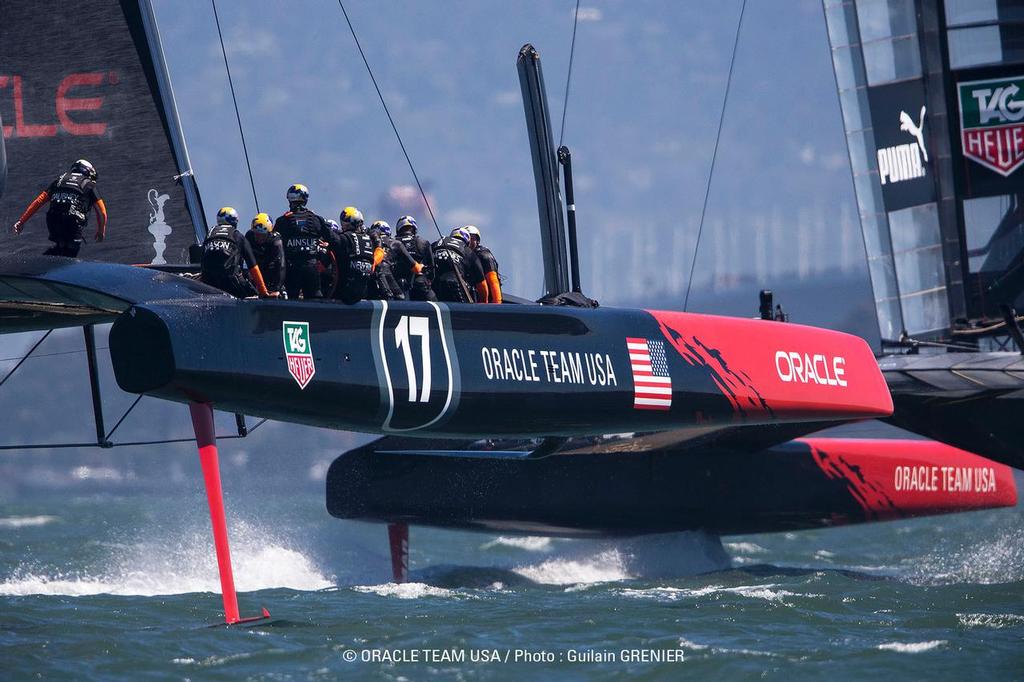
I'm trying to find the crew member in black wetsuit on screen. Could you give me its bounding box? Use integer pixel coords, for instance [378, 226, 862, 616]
[334, 206, 380, 304]
[395, 215, 436, 301]
[12, 159, 107, 257]
[432, 227, 486, 303]
[274, 183, 337, 299]
[244, 213, 284, 297]
[201, 207, 271, 298]
[464, 225, 502, 304]
[368, 220, 421, 301]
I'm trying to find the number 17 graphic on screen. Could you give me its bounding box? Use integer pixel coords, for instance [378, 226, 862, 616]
[395, 315, 431, 403]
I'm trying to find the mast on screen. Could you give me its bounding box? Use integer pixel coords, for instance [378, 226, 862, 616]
[517, 44, 570, 298]
[0, 110, 6, 200]
[137, 0, 208, 245]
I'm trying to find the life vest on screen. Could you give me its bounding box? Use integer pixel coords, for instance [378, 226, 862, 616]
[201, 225, 241, 277]
[48, 171, 95, 223]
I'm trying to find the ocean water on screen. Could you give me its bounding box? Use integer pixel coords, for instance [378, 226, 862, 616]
[1, 486, 1023, 680]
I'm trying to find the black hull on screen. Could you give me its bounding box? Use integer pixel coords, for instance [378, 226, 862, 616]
[326, 437, 1016, 537]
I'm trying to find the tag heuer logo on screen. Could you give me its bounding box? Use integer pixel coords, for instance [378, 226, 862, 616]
[283, 321, 316, 389]
[958, 75, 1024, 177]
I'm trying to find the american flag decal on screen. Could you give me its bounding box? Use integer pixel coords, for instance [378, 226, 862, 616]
[627, 337, 673, 410]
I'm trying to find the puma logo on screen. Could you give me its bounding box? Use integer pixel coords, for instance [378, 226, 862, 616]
[899, 106, 928, 162]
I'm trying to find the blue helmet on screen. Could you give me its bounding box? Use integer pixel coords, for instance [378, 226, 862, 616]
[326, 219, 342, 235]
[450, 226, 470, 243]
[370, 220, 392, 237]
[396, 215, 417, 233]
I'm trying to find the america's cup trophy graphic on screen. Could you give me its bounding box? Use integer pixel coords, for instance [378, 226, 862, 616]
[147, 189, 172, 264]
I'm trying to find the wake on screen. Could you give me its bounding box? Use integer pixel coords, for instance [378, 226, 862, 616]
[0, 519, 332, 597]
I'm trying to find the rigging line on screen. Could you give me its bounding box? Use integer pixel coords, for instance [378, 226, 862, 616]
[211, 0, 260, 213]
[0, 346, 109, 364]
[0, 330, 52, 389]
[558, 0, 581, 149]
[0, 431, 261, 450]
[682, 0, 747, 312]
[0, 442, 100, 451]
[336, 0, 442, 238]
[104, 394, 144, 441]
[245, 417, 269, 434]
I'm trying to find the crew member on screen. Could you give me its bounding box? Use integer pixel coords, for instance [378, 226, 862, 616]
[12, 159, 107, 257]
[465, 225, 502, 303]
[432, 226, 486, 303]
[320, 219, 344, 298]
[395, 215, 436, 301]
[274, 184, 337, 299]
[201, 207, 271, 298]
[334, 206, 379, 304]
[244, 213, 285, 297]
[368, 220, 421, 301]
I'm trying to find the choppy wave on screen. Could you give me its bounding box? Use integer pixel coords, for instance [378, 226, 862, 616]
[0, 521, 331, 596]
[512, 532, 731, 585]
[353, 582, 473, 600]
[619, 583, 810, 605]
[907, 527, 1024, 585]
[877, 640, 947, 654]
[956, 613, 1024, 629]
[0, 515, 59, 529]
[480, 536, 554, 552]
[724, 542, 766, 554]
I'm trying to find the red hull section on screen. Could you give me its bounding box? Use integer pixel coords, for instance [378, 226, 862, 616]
[800, 438, 1017, 522]
[651, 310, 894, 423]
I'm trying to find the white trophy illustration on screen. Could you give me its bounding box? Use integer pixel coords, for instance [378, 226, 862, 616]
[147, 188, 172, 264]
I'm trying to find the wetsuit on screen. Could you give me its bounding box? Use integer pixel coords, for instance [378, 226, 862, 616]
[432, 236, 485, 303]
[245, 231, 286, 295]
[475, 245, 503, 304]
[275, 207, 336, 299]
[398, 230, 437, 301]
[370, 234, 417, 301]
[16, 171, 107, 257]
[335, 228, 379, 304]
[201, 225, 261, 298]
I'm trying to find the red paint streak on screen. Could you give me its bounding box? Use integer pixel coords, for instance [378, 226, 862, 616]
[802, 438, 1017, 522]
[647, 309, 893, 422]
[189, 402, 241, 625]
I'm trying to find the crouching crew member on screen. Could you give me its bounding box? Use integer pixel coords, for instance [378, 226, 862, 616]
[369, 220, 421, 300]
[335, 206, 379, 304]
[395, 215, 436, 301]
[464, 225, 502, 303]
[12, 159, 107, 257]
[244, 213, 284, 297]
[432, 226, 486, 303]
[201, 207, 271, 298]
[275, 183, 337, 299]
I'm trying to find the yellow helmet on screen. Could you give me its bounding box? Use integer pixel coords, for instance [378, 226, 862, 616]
[216, 206, 239, 226]
[251, 213, 273, 234]
[286, 183, 309, 206]
[340, 206, 364, 231]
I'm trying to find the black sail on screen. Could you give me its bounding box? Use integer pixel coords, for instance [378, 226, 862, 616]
[0, 0, 205, 264]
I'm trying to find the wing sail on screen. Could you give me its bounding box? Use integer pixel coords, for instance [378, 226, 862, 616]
[0, 0, 205, 264]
